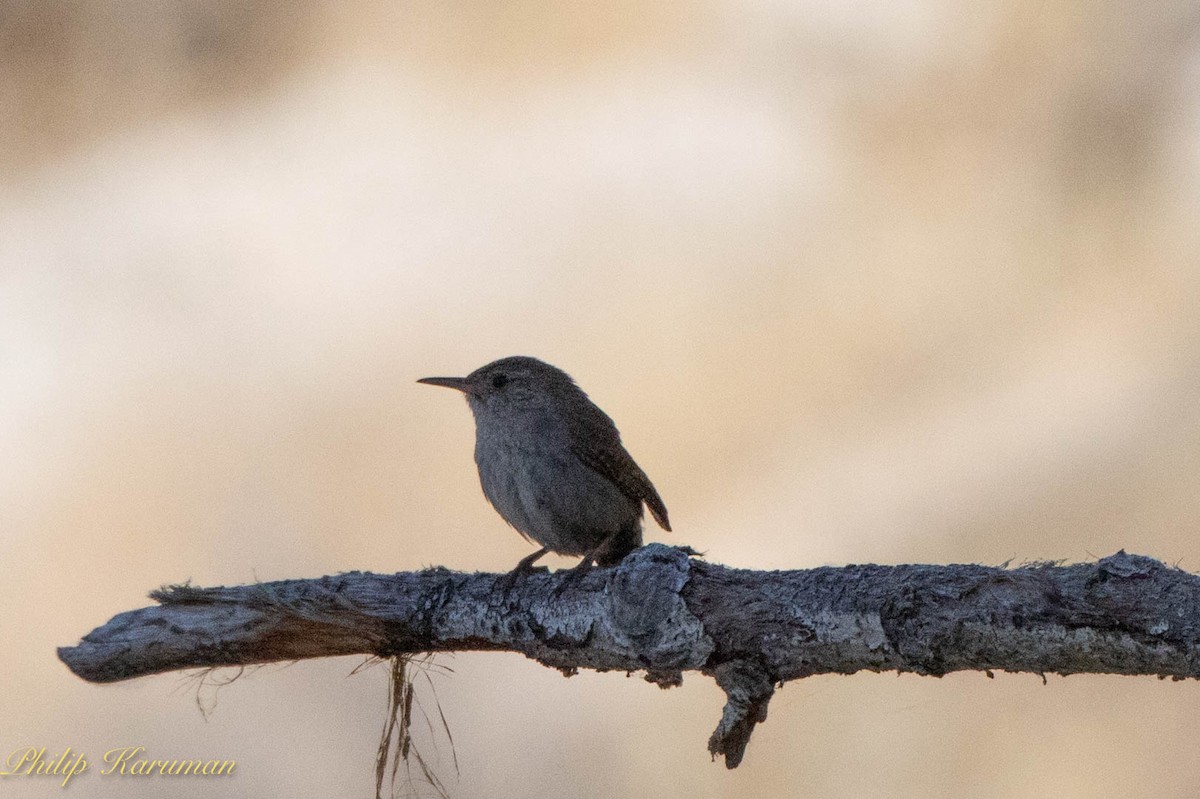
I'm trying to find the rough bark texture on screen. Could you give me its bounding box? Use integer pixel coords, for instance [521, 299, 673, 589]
[58, 546, 1200, 767]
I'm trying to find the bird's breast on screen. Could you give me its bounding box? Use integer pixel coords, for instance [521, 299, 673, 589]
[472, 421, 640, 555]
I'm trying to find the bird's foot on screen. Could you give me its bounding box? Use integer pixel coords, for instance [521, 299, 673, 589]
[551, 558, 595, 597]
[567, 557, 596, 574]
[497, 560, 549, 593]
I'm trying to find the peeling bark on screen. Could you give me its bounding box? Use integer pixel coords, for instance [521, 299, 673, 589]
[58, 546, 1200, 767]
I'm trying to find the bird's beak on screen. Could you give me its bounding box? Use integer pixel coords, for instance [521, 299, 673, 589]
[417, 376, 473, 394]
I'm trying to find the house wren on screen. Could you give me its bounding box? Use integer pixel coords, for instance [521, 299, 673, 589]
[418, 356, 671, 571]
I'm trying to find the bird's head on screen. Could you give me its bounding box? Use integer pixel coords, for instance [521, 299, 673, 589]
[418, 356, 580, 416]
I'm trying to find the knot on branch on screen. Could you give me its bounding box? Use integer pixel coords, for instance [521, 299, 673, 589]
[1095, 550, 1160, 580]
[605, 544, 714, 685]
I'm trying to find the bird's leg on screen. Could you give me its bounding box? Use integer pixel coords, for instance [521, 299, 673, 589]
[567, 555, 596, 574]
[551, 534, 621, 596]
[513, 547, 551, 573]
[577, 527, 638, 571]
[498, 547, 550, 593]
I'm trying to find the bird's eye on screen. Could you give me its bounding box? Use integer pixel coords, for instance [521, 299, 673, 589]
[491, 373, 509, 389]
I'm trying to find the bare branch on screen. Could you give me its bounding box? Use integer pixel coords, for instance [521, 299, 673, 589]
[57, 546, 1200, 767]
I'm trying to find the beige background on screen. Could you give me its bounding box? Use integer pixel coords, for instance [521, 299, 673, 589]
[3, 2, 1200, 797]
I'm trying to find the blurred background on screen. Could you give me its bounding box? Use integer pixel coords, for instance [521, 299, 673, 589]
[3, 1, 1200, 796]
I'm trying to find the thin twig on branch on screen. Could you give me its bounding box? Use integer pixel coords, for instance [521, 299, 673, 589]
[58, 546, 1200, 767]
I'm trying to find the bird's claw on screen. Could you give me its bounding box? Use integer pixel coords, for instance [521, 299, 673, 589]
[497, 563, 549, 593]
[550, 560, 594, 597]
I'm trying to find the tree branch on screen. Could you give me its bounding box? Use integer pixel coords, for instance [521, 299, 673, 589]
[58, 546, 1200, 767]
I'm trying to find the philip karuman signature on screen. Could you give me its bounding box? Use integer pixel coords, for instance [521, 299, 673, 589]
[0, 745, 236, 787]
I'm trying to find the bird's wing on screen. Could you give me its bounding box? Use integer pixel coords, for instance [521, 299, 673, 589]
[568, 405, 672, 532]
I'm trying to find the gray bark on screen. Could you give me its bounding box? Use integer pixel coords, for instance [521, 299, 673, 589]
[57, 545, 1200, 767]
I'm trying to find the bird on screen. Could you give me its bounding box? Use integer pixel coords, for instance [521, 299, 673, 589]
[418, 356, 670, 572]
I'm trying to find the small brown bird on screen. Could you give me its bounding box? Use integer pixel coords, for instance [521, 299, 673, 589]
[418, 356, 670, 571]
